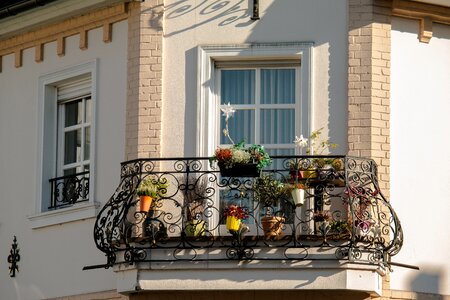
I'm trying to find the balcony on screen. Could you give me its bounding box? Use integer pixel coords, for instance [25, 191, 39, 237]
[92, 155, 403, 294]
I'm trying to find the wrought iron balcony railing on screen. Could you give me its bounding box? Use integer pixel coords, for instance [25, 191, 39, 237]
[93, 156, 403, 269]
[49, 171, 89, 210]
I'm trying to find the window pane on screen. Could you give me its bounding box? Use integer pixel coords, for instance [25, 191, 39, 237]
[260, 109, 295, 144]
[221, 70, 255, 105]
[84, 97, 92, 123]
[65, 100, 82, 127]
[221, 109, 255, 145]
[64, 168, 76, 176]
[84, 126, 90, 160]
[64, 129, 81, 164]
[261, 69, 295, 104]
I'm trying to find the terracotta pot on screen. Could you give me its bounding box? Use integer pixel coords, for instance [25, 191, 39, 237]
[261, 216, 285, 239]
[226, 216, 241, 231]
[291, 188, 305, 206]
[139, 195, 153, 212]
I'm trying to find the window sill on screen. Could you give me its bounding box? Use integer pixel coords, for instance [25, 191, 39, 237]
[28, 202, 99, 229]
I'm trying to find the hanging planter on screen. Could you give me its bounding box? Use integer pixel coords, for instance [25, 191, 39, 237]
[226, 216, 241, 231]
[291, 188, 305, 207]
[218, 162, 260, 177]
[139, 195, 153, 213]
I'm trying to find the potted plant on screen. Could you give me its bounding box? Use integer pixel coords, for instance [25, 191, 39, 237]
[290, 128, 340, 180]
[313, 210, 331, 235]
[136, 176, 169, 213]
[286, 182, 307, 207]
[253, 175, 287, 239]
[211, 142, 271, 177]
[223, 204, 248, 232]
[210, 103, 271, 177]
[183, 176, 209, 237]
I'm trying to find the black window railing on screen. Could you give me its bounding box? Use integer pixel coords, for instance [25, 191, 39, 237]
[92, 156, 403, 269]
[49, 171, 89, 210]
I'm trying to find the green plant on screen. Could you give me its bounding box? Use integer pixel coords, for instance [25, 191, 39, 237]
[330, 220, 350, 233]
[136, 176, 169, 199]
[211, 103, 272, 171]
[253, 175, 287, 206]
[210, 141, 271, 171]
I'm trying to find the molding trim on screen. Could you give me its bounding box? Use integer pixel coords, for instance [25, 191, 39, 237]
[392, 0, 450, 42]
[0, 2, 128, 70]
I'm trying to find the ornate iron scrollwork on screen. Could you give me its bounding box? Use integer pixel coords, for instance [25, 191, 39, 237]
[91, 156, 403, 269]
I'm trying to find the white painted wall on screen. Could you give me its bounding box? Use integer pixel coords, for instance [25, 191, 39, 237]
[0, 21, 127, 299]
[391, 17, 450, 295]
[162, 0, 348, 156]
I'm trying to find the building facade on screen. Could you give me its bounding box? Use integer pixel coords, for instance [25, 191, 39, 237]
[0, 0, 449, 299]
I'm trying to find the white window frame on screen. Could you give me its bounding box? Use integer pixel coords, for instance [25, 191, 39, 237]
[196, 43, 314, 235]
[197, 43, 313, 157]
[216, 66, 301, 153]
[29, 60, 98, 229]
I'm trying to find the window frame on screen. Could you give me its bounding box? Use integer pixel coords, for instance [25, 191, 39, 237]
[216, 66, 302, 154]
[196, 43, 313, 235]
[197, 43, 313, 158]
[30, 60, 98, 228]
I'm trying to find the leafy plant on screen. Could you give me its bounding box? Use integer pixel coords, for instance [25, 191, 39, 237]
[211, 141, 271, 171]
[223, 205, 248, 220]
[136, 176, 169, 199]
[211, 103, 272, 171]
[253, 175, 287, 206]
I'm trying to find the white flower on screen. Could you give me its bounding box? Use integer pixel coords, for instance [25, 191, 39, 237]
[293, 135, 308, 148]
[220, 102, 236, 120]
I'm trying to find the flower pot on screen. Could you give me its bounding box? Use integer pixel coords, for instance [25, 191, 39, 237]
[184, 220, 206, 237]
[301, 169, 317, 179]
[291, 188, 305, 207]
[226, 216, 241, 231]
[139, 195, 153, 212]
[261, 216, 285, 239]
[218, 162, 260, 177]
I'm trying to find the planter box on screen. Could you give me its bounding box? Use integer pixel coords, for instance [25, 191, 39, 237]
[218, 163, 260, 177]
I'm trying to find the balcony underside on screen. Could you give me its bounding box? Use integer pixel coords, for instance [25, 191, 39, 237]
[115, 261, 384, 295]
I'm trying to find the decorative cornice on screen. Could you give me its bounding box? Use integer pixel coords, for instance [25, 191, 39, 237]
[392, 0, 450, 42]
[0, 2, 129, 71]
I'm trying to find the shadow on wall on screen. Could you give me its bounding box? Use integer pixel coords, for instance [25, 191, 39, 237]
[409, 270, 445, 299]
[165, 0, 254, 37]
[180, 0, 349, 155]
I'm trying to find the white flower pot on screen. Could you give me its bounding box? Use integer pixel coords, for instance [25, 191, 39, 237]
[291, 188, 305, 207]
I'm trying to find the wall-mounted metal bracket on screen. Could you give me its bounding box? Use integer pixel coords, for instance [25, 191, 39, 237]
[251, 0, 260, 20]
[7, 236, 20, 277]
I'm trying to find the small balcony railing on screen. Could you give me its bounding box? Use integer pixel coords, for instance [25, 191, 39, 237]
[93, 156, 403, 269]
[49, 171, 89, 210]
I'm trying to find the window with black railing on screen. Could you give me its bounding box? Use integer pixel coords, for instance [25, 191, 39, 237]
[92, 155, 403, 269]
[49, 171, 89, 210]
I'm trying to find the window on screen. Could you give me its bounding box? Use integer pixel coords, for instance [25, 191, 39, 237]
[197, 43, 312, 158]
[49, 76, 92, 210]
[197, 43, 313, 234]
[218, 66, 300, 156]
[31, 61, 97, 228]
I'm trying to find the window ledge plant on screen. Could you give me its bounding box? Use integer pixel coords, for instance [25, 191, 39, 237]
[209, 103, 271, 176]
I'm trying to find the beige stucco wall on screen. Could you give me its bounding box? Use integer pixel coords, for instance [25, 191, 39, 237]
[162, 0, 348, 157]
[0, 20, 127, 299]
[390, 17, 450, 296]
